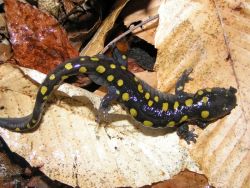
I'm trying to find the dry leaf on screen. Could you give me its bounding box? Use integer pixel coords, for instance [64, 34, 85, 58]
[155, 0, 249, 187]
[81, 0, 130, 56]
[122, 0, 160, 45]
[0, 43, 12, 62]
[4, 0, 78, 73]
[38, 0, 60, 17]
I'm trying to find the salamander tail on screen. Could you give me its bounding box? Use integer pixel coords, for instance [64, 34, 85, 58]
[0, 114, 33, 132]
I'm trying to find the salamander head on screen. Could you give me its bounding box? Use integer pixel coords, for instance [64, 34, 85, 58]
[194, 87, 237, 121]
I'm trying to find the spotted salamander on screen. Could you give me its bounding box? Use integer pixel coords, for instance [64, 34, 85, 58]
[0, 49, 237, 143]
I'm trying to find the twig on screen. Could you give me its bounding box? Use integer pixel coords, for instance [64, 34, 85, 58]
[101, 14, 159, 54]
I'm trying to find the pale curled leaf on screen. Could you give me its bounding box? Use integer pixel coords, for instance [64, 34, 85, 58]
[155, 0, 249, 187]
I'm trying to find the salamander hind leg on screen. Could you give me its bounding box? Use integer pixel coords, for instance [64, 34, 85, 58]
[175, 69, 193, 96]
[0, 114, 33, 132]
[177, 123, 198, 144]
[97, 86, 120, 123]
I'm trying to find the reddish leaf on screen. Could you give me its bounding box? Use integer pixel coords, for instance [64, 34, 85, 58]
[4, 0, 78, 73]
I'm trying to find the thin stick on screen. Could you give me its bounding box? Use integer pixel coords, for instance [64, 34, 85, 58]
[101, 14, 159, 54]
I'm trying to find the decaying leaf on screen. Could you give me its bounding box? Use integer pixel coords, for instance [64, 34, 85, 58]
[4, 0, 78, 73]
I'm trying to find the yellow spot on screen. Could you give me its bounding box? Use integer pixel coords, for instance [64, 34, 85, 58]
[116, 90, 120, 95]
[138, 84, 143, 93]
[117, 79, 124, 87]
[154, 96, 159, 102]
[32, 119, 36, 124]
[121, 65, 126, 70]
[26, 124, 31, 129]
[143, 120, 153, 127]
[122, 93, 130, 101]
[49, 74, 55, 80]
[145, 92, 150, 100]
[134, 77, 138, 82]
[15, 127, 20, 131]
[180, 115, 188, 123]
[80, 57, 85, 61]
[41, 86, 48, 95]
[177, 86, 183, 91]
[61, 75, 69, 80]
[206, 88, 212, 92]
[110, 64, 116, 69]
[202, 96, 209, 103]
[185, 99, 193, 107]
[148, 100, 153, 107]
[79, 67, 87, 73]
[107, 75, 114, 82]
[130, 108, 137, 117]
[122, 55, 127, 59]
[96, 65, 106, 74]
[43, 96, 48, 100]
[201, 110, 209, 118]
[162, 102, 169, 111]
[65, 63, 73, 70]
[167, 121, 175, 127]
[90, 57, 99, 61]
[198, 90, 204, 95]
[174, 101, 179, 110]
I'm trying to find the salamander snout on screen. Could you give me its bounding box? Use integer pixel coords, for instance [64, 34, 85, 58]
[223, 87, 237, 112]
[194, 87, 237, 121]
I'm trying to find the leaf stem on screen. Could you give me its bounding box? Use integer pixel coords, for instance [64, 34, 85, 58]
[101, 14, 159, 54]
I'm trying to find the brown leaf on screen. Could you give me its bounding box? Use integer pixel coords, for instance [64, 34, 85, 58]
[0, 43, 12, 62]
[151, 170, 209, 188]
[4, 0, 78, 73]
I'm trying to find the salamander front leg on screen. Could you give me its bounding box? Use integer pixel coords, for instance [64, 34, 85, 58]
[112, 46, 128, 67]
[97, 86, 120, 123]
[175, 69, 193, 97]
[177, 123, 198, 144]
